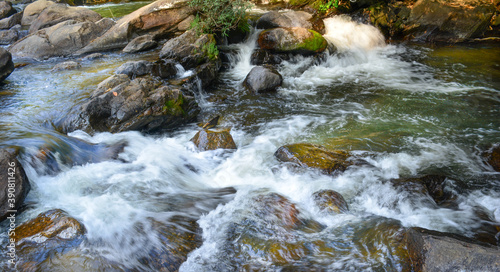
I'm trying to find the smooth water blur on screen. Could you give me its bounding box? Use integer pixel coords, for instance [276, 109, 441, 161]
[0, 15, 499, 271]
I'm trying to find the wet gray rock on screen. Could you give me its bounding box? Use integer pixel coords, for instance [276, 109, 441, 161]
[0, 148, 30, 222]
[0, 0, 15, 21]
[51, 61, 81, 71]
[0, 12, 22, 29]
[21, 0, 55, 26]
[151, 59, 177, 79]
[77, 0, 194, 54]
[0, 28, 17, 44]
[123, 34, 157, 53]
[28, 2, 102, 33]
[63, 75, 200, 133]
[9, 19, 114, 60]
[243, 66, 283, 93]
[0, 47, 14, 82]
[256, 10, 313, 30]
[407, 227, 500, 272]
[115, 60, 153, 78]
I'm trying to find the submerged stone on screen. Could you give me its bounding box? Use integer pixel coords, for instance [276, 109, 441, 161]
[484, 144, 500, 171]
[51, 61, 81, 71]
[274, 143, 353, 174]
[191, 129, 237, 151]
[313, 189, 349, 214]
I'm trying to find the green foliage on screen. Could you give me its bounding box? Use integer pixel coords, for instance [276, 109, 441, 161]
[319, 0, 340, 11]
[188, 0, 252, 36]
[202, 41, 219, 61]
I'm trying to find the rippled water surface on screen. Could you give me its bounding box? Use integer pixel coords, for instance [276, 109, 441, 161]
[0, 15, 499, 271]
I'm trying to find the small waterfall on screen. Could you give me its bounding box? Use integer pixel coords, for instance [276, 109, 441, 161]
[229, 28, 262, 81]
[323, 15, 386, 52]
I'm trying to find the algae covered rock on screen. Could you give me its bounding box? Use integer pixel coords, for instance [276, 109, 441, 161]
[483, 144, 500, 171]
[274, 143, 353, 174]
[258, 27, 327, 54]
[191, 129, 237, 151]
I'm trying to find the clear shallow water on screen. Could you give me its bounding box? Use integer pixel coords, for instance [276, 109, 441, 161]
[0, 16, 499, 271]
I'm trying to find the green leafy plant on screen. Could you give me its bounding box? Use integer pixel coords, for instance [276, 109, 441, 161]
[202, 40, 220, 61]
[319, 0, 340, 12]
[188, 0, 252, 36]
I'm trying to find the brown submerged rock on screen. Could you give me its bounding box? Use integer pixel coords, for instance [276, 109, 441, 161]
[484, 144, 500, 171]
[313, 189, 349, 214]
[274, 143, 353, 174]
[0, 148, 30, 222]
[390, 175, 449, 205]
[191, 129, 237, 151]
[13, 209, 86, 271]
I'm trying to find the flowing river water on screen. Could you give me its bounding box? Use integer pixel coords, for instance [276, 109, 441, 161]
[0, 11, 499, 271]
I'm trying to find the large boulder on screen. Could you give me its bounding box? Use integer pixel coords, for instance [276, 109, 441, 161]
[12, 209, 86, 271]
[190, 129, 237, 151]
[406, 0, 496, 43]
[29, 3, 102, 33]
[62, 75, 200, 133]
[258, 27, 327, 55]
[0, 46, 13, 81]
[9, 19, 114, 59]
[160, 30, 219, 69]
[243, 65, 283, 93]
[406, 227, 500, 271]
[21, 0, 55, 26]
[0, 1, 15, 21]
[274, 143, 353, 174]
[77, 0, 194, 54]
[0, 12, 22, 30]
[256, 10, 313, 29]
[0, 148, 30, 222]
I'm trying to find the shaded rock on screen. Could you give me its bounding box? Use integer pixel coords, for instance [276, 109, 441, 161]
[29, 3, 102, 33]
[200, 115, 219, 129]
[406, 227, 500, 272]
[250, 48, 293, 65]
[313, 189, 348, 214]
[0, 12, 22, 30]
[31, 249, 125, 272]
[251, 193, 303, 230]
[123, 34, 157, 53]
[21, 0, 55, 26]
[0, 46, 14, 82]
[151, 59, 177, 79]
[190, 129, 237, 151]
[9, 19, 114, 59]
[13, 209, 86, 271]
[77, 0, 194, 54]
[256, 10, 313, 30]
[51, 60, 81, 71]
[142, 216, 202, 272]
[63, 76, 199, 133]
[367, 1, 412, 39]
[390, 175, 449, 205]
[274, 143, 353, 174]
[243, 65, 283, 93]
[160, 30, 219, 69]
[258, 27, 327, 55]
[115, 60, 153, 78]
[31, 134, 125, 175]
[405, 0, 496, 43]
[81, 52, 104, 61]
[0, 28, 17, 44]
[0, 0, 15, 21]
[484, 144, 500, 171]
[0, 148, 30, 222]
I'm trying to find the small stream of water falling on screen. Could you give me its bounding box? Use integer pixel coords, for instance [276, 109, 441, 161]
[0, 14, 499, 271]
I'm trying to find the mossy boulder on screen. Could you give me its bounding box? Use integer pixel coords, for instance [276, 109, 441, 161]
[313, 189, 349, 214]
[61, 75, 199, 133]
[191, 129, 237, 151]
[258, 27, 327, 55]
[274, 143, 353, 174]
